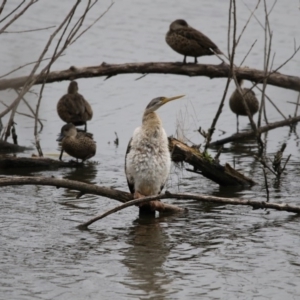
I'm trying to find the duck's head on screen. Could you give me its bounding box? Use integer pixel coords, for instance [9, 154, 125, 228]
[56, 123, 77, 141]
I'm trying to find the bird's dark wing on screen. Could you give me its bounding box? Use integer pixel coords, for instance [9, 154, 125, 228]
[76, 131, 94, 140]
[125, 138, 135, 194]
[179, 27, 222, 53]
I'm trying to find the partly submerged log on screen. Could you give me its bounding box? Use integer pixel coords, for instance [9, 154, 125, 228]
[0, 155, 79, 169]
[0, 140, 33, 153]
[169, 137, 255, 186]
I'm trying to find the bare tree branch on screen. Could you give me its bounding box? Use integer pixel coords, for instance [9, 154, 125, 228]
[209, 115, 300, 147]
[0, 62, 299, 92]
[2, 25, 56, 33]
[0, 0, 36, 32]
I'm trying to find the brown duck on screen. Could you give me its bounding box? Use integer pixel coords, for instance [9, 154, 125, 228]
[57, 81, 93, 131]
[166, 19, 223, 64]
[57, 123, 96, 162]
[229, 79, 259, 132]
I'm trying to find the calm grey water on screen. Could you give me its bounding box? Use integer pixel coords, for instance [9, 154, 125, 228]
[1, 1, 300, 299]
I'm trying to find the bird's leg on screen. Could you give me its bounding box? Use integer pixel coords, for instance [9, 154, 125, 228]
[134, 191, 145, 199]
[194, 57, 198, 64]
[236, 115, 239, 133]
[84, 122, 87, 132]
[59, 149, 64, 161]
[183, 56, 186, 64]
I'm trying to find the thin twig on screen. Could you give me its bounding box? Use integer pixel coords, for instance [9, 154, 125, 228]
[0, 0, 35, 33]
[203, 0, 236, 151]
[0, 0, 24, 23]
[70, 1, 114, 45]
[239, 39, 257, 67]
[294, 93, 300, 117]
[262, 167, 269, 201]
[0, 0, 7, 16]
[236, 0, 261, 46]
[255, 85, 287, 120]
[0, 55, 64, 79]
[2, 25, 55, 33]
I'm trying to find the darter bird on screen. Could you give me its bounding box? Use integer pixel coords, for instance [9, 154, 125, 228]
[57, 81, 93, 132]
[57, 123, 96, 162]
[125, 95, 185, 214]
[229, 79, 259, 132]
[166, 19, 223, 64]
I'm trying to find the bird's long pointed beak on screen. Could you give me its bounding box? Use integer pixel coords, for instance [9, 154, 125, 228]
[163, 95, 185, 104]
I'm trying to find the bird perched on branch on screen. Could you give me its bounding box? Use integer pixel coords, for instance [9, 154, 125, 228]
[166, 19, 223, 64]
[229, 79, 259, 132]
[125, 95, 184, 214]
[57, 123, 96, 162]
[57, 81, 93, 132]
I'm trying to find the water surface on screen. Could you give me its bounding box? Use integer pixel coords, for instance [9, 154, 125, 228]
[1, 1, 300, 299]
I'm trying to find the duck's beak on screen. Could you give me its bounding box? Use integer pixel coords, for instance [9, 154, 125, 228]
[56, 133, 64, 142]
[163, 95, 185, 104]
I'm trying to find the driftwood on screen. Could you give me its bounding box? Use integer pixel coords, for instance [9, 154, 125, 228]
[0, 176, 299, 228]
[209, 115, 300, 147]
[0, 140, 33, 153]
[78, 190, 300, 228]
[0, 176, 183, 213]
[0, 155, 80, 169]
[0, 138, 255, 187]
[0, 62, 300, 92]
[169, 137, 255, 186]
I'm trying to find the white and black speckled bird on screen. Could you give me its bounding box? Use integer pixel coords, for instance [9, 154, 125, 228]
[125, 95, 185, 203]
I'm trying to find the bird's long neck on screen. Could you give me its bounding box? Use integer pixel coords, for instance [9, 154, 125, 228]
[68, 86, 78, 94]
[142, 111, 163, 138]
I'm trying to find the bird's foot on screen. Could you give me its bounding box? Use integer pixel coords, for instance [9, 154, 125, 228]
[134, 191, 145, 199]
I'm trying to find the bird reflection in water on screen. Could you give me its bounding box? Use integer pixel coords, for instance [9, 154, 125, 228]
[58, 163, 98, 204]
[121, 216, 172, 297]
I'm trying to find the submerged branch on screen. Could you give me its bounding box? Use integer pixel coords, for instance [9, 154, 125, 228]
[0, 62, 299, 92]
[79, 190, 300, 228]
[0, 176, 298, 229]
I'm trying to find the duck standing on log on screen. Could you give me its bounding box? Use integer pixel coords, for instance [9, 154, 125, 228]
[166, 19, 223, 64]
[125, 95, 185, 214]
[57, 81, 93, 132]
[57, 123, 96, 162]
[229, 79, 259, 132]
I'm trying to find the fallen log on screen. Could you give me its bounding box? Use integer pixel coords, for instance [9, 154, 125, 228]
[0, 156, 80, 169]
[169, 137, 256, 186]
[0, 62, 299, 92]
[0, 140, 33, 153]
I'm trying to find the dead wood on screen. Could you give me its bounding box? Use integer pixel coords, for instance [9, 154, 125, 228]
[169, 137, 255, 186]
[209, 115, 300, 147]
[0, 62, 299, 92]
[0, 176, 183, 213]
[78, 190, 300, 228]
[0, 176, 298, 229]
[0, 156, 79, 169]
[0, 140, 33, 153]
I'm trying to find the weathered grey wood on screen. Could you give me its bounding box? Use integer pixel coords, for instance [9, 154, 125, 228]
[0, 156, 79, 169]
[0, 140, 33, 153]
[169, 137, 256, 186]
[0, 62, 299, 92]
[209, 115, 300, 147]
